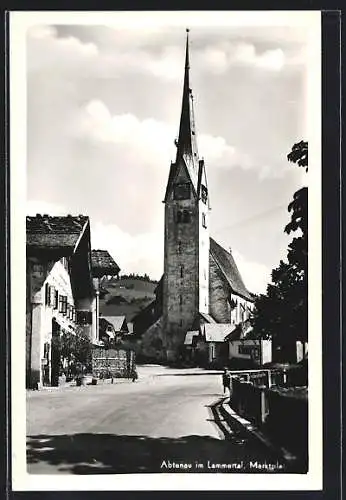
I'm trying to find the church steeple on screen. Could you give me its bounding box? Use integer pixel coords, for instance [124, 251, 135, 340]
[162, 29, 210, 363]
[176, 29, 199, 165]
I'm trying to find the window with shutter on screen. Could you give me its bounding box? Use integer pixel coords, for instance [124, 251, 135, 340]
[77, 310, 93, 325]
[45, 283, 50, 306]
[201, 185, 208, 204]
[62, 296, 68, 315]
[54, 290, 59, 309]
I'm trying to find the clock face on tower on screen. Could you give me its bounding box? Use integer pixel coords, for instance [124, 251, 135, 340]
[173, 183, 191, 200]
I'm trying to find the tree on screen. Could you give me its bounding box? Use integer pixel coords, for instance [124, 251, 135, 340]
[251, 141, 308, 351]
[54, 326, 92, 375]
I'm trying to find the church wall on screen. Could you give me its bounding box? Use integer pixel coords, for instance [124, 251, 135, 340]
[209, 254, 232, 323]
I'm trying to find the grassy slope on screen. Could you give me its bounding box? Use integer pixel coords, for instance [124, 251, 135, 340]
[99, 277, 157, 322]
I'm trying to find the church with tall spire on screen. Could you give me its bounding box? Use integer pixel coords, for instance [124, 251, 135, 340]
[162, 29, 210, 361]
[133, 31, 255, 364]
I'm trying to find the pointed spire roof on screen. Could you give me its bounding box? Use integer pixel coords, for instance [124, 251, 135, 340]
[176, 29, 199, 177]
[164, 30, 201, 202]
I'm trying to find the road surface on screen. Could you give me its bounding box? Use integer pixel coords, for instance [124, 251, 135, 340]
[26, 366, 285, 474]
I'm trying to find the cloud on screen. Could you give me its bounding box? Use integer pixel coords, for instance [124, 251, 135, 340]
[91, 222, 164, 280]
[232, 43, 285, 71]
[232, 249, 271, 295]
[27, 199, 67, 216]
[72, 99, 252, 173]
[28, 25, 99, 73]
[27, 24, 300, 83]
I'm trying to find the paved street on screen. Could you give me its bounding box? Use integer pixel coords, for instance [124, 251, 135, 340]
[27, 366, 285, 474]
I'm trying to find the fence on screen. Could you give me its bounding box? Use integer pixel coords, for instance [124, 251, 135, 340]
[91, 347, 136, 378]
[229, 368, 308, 467]
[229, 365, 307, 388]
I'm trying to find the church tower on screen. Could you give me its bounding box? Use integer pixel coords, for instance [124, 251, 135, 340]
[163, 30, 210, 362]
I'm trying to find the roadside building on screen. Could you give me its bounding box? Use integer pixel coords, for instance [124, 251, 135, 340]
[26, 214, 96, 388]
[99, 315, 129, 344]
[26, 215, 121, 388]
[91, 249, 121, 344]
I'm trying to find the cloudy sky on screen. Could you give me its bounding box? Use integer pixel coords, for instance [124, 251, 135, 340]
[25, 12, 317, 294]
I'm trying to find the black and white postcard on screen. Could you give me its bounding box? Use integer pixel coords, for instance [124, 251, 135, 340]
[10, 10, 322, 491]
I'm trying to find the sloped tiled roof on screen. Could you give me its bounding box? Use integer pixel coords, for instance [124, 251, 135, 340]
[100, 315, 127, 332]
[91, 249, 120, 277]
[210, 238, 253, 301]
[203, 323, 235, 343]
[26, 214, 89, 252]
[199, 312, 217, 324]
[184, 330, 199, 345]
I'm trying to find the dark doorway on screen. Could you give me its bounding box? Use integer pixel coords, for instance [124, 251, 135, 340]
[51, 319, 61, 386]
[42, 342, 51, 386]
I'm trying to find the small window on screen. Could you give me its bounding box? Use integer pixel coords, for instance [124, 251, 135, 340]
[43, 342, 50, 358]
[76, 310, 93, 325]
[202, 213, 207, 228]
[201, 185, 208, 204]
[179, 295, 183, 305]
[183, 210, 191, 223]
[174, 183, 190, 200]
[59, 295, 67, 314]
[177, 241, 182, 254]
[180, 266, 184, 278]
[50, 286, 55, 307]
[54, 290, 59, 309]
[45, 283, 51, 306]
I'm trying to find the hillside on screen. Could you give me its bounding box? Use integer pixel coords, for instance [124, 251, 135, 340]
[98, 276, 158, 322]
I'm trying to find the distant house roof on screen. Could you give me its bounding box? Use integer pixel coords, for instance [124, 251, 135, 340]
[184, 330, 199, 345]
[26, 214, 89, 254]
[199, 312, 217, 324]
[100, 315, 128, 332]
[203, 323, 235, 343]
[210, 238, 253, 301]
[91, 249, 120, 278]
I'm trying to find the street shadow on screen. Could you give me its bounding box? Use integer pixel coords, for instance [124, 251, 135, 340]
[27, 431, 288, 475]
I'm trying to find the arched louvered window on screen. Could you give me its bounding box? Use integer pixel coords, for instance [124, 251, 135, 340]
[183, 210, 191, 223]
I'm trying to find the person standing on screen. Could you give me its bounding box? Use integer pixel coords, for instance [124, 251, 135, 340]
[222, 368, 231, 395]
